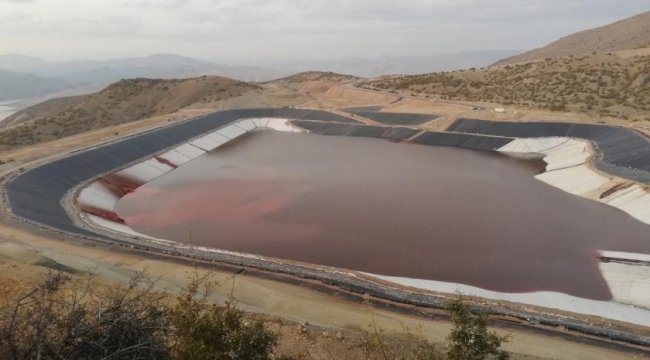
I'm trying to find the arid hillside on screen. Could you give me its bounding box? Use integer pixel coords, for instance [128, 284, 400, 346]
[362, 52, 650, 122]
[267, 71, 362, 99]
[270, 71, 360, 84]
[2, 95, 88, 128]
[0, 76, 260, 150]
[494, 11, 650, 66]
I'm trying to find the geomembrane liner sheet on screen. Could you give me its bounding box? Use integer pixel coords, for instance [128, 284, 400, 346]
[448, 119, 650, 183]
[343, 110, 439, 126]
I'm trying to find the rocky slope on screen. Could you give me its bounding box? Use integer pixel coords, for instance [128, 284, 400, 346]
[494, 11, 650, 66]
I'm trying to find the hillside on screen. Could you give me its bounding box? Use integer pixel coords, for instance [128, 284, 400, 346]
[0, 76, 260, 150]
[494, 12, 650, 66]
[0, 54, 282, 82]
[362, 53, 650, 121]
[271, 71, 360, 84]
[267, 71, 361, 96]
[0, 70, 72, 101]
[271, 51, 520, 78]
[1, 95, 88, 128]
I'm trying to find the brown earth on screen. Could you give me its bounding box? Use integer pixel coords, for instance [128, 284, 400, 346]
[359, 53, 650, 127]
[494, 11, 650, 66]
[1, 95, 88, 128]
[269, 71, 360, 85]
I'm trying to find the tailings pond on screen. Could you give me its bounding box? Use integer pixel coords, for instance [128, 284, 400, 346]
[115, 130, 650, 301]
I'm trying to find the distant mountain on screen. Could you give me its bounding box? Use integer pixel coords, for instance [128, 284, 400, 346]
[0, 55, 51, 74]
[493, 11, 650, 66]
[263, 51, 520, 78]
[0, 54, 291, 103]
[0, 54, 291, 85]
[0, 51, 517, 104]
[0, 70, 72, 101]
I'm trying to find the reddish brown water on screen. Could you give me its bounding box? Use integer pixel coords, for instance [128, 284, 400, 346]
[115, 130, 650, 301]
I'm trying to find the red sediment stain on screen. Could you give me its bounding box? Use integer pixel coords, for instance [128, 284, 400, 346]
[120, 179, 303, 228]
[101, 173, 144, 195]
[98, 179, 129, 198]
[155, 156, 179, 169]
[78, 204, 126, 224]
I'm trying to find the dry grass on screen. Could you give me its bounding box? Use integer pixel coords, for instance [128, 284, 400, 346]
[494, 11, 650, 66]
[362, 53, 650, 122]
[270, 71, 360, 84]
[0, 76, 261, 151]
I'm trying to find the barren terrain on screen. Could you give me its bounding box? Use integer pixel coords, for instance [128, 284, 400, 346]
[494, 11, 650, 66]
[359, 53, 650, 128]
[0, 77, 261, 150]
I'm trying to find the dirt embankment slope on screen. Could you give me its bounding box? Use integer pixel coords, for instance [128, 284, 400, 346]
[268, 71, 360, 95]
[494, 11, 650, 66]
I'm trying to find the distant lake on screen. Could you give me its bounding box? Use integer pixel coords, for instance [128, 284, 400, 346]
[0, 101, 18, 122]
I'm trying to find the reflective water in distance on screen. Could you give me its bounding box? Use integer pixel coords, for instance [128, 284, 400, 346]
[0, 101, 18, 122]
[116, 130, 650, 301]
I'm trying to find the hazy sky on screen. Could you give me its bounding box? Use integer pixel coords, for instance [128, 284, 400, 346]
[1, 0, 649, 63]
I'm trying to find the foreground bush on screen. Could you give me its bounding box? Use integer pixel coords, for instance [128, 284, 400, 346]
[446, 297, 510, 360]
[169, 274, 277, 360]
[0, 272, 278, 360]
[0, 271, 511, 360]
[0, 272, 169, 360]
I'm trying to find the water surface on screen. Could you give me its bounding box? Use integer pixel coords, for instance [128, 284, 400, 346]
[0, 101, 18, 122]
[116, 130, 650, 300]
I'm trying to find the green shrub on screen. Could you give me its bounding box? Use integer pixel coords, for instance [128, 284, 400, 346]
[446, 297, 510, 360]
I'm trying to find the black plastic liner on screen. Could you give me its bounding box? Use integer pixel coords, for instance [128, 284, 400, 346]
[342, 109, 439, 125]
[448, 119, 650, 183]
[290, 120, 419, 140]
[6, 109, 358, 236]
[413, 131, 513, 150]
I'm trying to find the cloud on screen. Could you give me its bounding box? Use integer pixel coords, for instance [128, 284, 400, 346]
[0, 0, 649, 61]
[0, 14, 143, 37]
[130, 0, 191, 10]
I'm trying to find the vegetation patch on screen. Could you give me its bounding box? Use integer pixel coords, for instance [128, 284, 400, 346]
[0, 271, 511, 360]
[362, 54, 650, 121]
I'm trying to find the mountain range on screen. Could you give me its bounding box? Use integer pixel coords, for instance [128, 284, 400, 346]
[0, 54, 292, 106]
[0, 51, 520, 105]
